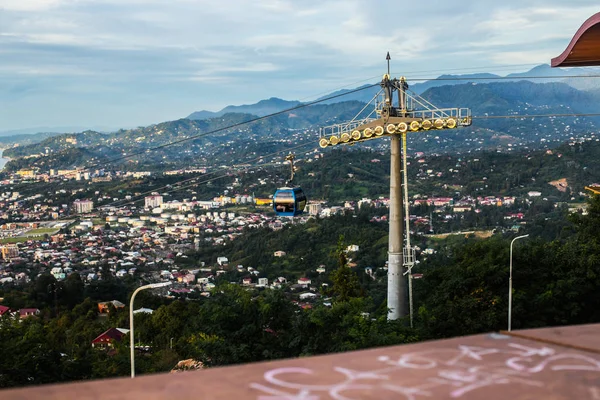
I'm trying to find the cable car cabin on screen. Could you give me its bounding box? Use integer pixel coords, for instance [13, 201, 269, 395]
[273, 187, 307, 217]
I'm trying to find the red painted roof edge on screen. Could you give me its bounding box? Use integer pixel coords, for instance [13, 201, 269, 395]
[551, 12, 600, 67]
[91, 327, 125, 343]
[19, 308, 39, 314]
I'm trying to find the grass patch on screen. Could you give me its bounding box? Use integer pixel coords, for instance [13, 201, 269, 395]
[223, 205, 259, 215]
[0, 237, 31, 244]
[0, 227, 61, 243]
[24, 227, 59, 236]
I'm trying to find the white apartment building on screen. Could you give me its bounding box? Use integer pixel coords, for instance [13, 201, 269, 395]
[145, 195, 164, 209]
[73, 199, 93, 214]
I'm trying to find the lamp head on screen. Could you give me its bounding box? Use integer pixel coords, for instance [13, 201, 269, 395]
[149, 282, 172, 289]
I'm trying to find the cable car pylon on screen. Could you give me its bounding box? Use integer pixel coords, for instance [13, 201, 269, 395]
[318, 53, 472, 321]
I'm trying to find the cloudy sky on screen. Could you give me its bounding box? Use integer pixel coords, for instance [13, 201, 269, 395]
[0, 0, 598, 132]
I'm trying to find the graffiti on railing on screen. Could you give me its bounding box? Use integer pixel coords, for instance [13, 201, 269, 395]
[250, 340, 600, 399]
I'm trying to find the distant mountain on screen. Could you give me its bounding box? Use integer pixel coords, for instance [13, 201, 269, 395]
[410, 73, 501, 94]
[4, 100, 368, 171]
[562, 66, 600, 91]
[419, 80, 600, 146]
[186, 65, 600, 123]
[187, 97, 302, 120]
[0, 126, 118, 136]
[315, 84, 381, 105]
[7, 80, 600, 172]
[319, 64, 600, 100]
[0, 126, 121, 148]
[0, 132, 65, 147]
[505, 64, 574, 80]
[421, 80, 598, 114]
[301, 71, 527, 103]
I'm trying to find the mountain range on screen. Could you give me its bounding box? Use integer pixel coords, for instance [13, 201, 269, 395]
[5, 63, 600, 172]
[187, 98, 302, 120]
[185, 64, 600, 116]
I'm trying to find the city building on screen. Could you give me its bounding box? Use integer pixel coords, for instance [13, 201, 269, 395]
[73, 199, 94, 214]
[145, 195, 164, 209]
[257, 278, 268, 287]
[255, 198, 272, 206]
[1, 244, 19, 260]
[217, 257, 229, 266]
[307, 203, 323, 216]
[16, 169, 35, 177]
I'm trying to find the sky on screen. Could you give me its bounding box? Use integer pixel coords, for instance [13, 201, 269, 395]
[0, 0, 598, 132]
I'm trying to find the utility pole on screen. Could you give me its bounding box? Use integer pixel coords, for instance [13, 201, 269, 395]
[318, 54, 471, 321]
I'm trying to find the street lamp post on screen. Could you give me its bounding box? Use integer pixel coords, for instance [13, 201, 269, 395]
[130, 281, 172, 378]
[508, 234, 529, 332]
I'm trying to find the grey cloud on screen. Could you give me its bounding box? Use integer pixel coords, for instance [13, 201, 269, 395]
[0, 0, 598, 130]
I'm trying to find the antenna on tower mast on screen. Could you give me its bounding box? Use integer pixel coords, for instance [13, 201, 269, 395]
[386, 52, 391, 76]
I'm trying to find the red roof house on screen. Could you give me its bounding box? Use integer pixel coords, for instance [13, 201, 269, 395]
[242, 277, 253, 286]
[297, 278, 311, 286]
[0, 305, 10, 317]
[91, 327, 129, 348]
[19, 308, 40, 319]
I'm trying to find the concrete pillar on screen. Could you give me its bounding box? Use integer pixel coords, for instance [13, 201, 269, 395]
[388, 135, 407, 320]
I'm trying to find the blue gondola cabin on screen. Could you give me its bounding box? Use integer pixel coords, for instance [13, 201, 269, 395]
[273, 187, 307, 217]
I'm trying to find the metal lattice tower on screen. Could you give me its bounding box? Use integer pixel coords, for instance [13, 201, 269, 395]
[318, 53, 472, 321]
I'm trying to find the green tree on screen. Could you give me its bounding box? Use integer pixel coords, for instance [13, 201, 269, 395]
[329, 236, 364, 302]
[62, 273, 85, 309]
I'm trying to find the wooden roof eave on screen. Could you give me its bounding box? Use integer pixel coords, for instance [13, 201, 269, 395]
[552, 12, 600, 67]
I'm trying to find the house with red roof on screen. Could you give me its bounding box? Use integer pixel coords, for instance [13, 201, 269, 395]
[19, 308, 40, 319]
[242, 277, 253, 286]
[91, 327, 130, 348]
[297, 278, 311, 287]
[0, 305, 10, 317]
